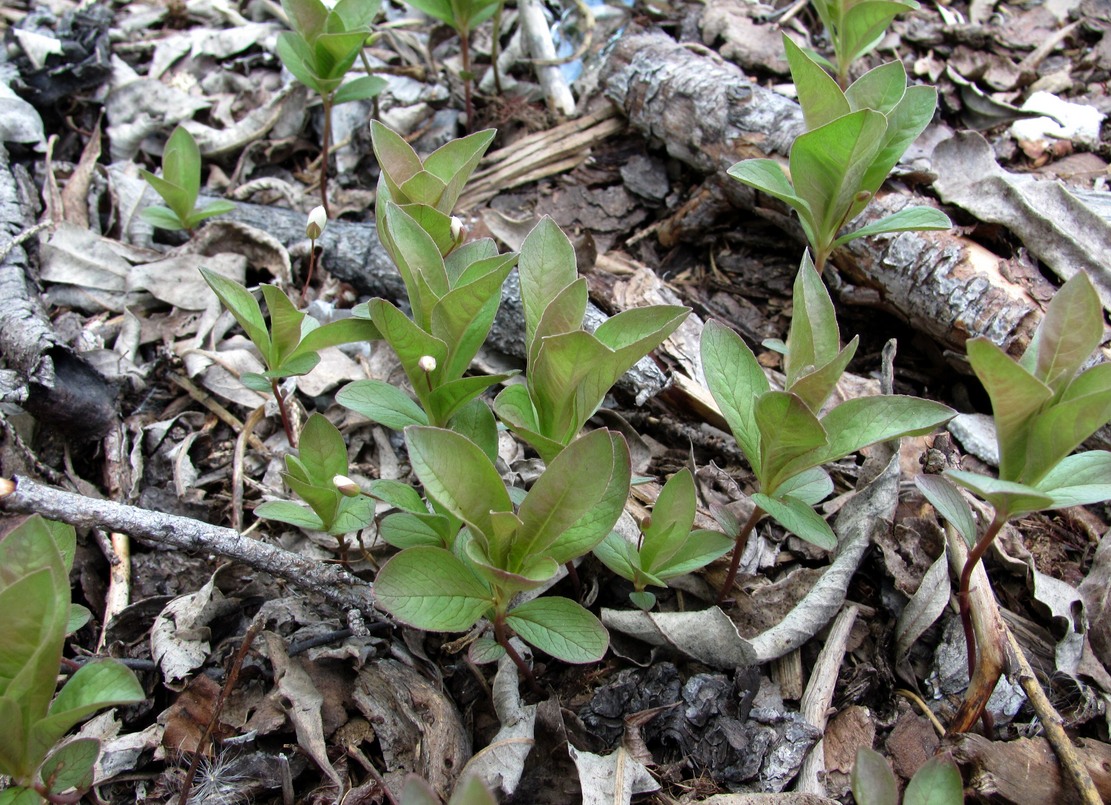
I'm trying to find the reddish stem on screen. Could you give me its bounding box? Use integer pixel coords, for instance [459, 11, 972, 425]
[958, 513, 1007, 681]
[459, 33, 474, 131]
[319, 96, 333, 217]
[300, 241, 318, 304]
[271, 379, 297, 448]
[716, 505, 765, 606]
[494, 613, 542, 694]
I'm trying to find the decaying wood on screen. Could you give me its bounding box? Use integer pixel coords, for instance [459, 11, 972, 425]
[951, 733, 1111, 804]
[0, 144, 117, 437]
[0, 475, 376, 618]
[600, 29, 1060, 360]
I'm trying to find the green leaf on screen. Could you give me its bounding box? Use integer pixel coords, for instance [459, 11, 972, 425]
[966, 337, 1053, 480]
[379, 512, 452, 549]
[32, 661, 143, 762]
[298, 413, 349, 481]
[546, 432, 632, 564]
[277, 32, 324, 93]
[403, 0, 459, 28]
[39, 738, 98, 795]
[833, 205, 951, 247]
[0, 696, 28, 779]
[528, 278, 589, 369]
[629, 590, 657, 610]
[424, 128, 497, 212]
[0, 787, 40, 805]
[514, 429, 620, 565]
[254, 500, 326, 531]
[374, 547, 491, 631]
[844, 60, 908, 115]
[448, 397, 499, 464]
[160, 126, 201, 218]
[790, 338, 859, 415]
[774, 466, 833, 506]
[856, 85, 938, 207]
[784, 252, 841, 389]
[312, 30, 366, 81]
[368, 479, 427, 513]
[639, 468, 697, 569]
[727, 159, 816, 245]
[784, 35, 849, 129]
[903, 756, 964, 805]
[139, 205, 189, 231]
[915, 474, 977, 546]
[519, 218, 578, 354]
[382, 202, 450, 321]
[431, 258, 515, 379]
[200, 270, 270, 357]
[334, 75, 386, 105]
[1035, 451, 1111, 509]
[283, 0, 328, 40]
[337, 380, 428, 430]
[405, 426, 511, 540]
[1024, 363, 1111, 483]
[293, 317, 381, 358]
[505, 597, 609, 663]
[0, 515, 74, 587]
[371, 121, 424, 193]
[0, 569, 65, 699]
[652, 529, 735, 580]
[755, 391, 828, 493]
[260, 285, 304, 367]
[426, 374, 511, 429]
[945, 470, 1054, 520]
[1024, 272, 1103, 395]
[184, 199, 235, 228]
[66, 605, 91, 636]
[592, 530, 640, 582]
[791, 109, 887, 243]
[701, 319, 770, 468]
[332, 496, 376, 535]
[840, 1, 918, 68]
[753, 492, 836, 550]
[331, 0, 379, 31]
[851, 747, 899, 805]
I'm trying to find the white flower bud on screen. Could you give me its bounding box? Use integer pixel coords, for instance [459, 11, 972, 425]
[306, 205, 327, 240]
[332, 474, 360, 497]
[418, 355, 437, 373]
[450, 216, 464, 244]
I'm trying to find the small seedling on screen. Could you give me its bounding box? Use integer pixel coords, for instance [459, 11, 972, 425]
[201, 269, 379, 446]
[916, 271, 1111, 731]
[254, 414, 376, 541]
[0, 516, 145, 803]
[374, 426, 631, 681]
[140, 126, 234, 232]
[493, 218, 689, 463]
[729, 36, 949, 271]
[401, 0, 502, 126]
[701, 253, 954, 603]
[277, 0, 386, 213]
[339, 124, 514, 454]
[851, 747, 963, 805]
[809, 0, 920, 88]
[593, 468, 734, 610]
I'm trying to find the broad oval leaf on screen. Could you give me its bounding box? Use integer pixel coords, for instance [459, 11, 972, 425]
[254, 500, 326, 531]
[752, 492, 836, 551]
[851, 747, 899, 805]
[1035, 451, 1111, 509]
[701, 320, 770, 468]
[505, 597, 609, 664]
[374, 547, 491, 631]
[39, 737, 98, 795]
[547, 433, 633, 564]
[337, 379, 428, 430]
[774, 466, 833, 506]
[379, 512, 452, 549]
[33, 661, 143, 761]
[298, 413, 349, 481]
[903, 756, 964, 805]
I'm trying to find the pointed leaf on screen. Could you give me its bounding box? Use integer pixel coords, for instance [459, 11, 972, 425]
[592, 530, 640, 582]
[774, 466, 833, 506]
[140, 205, 189, 231]
[784, 252, 841, 388]
[161, 126, 201, 216]
[380, 512, 453, 549]
[845, 61, 908, 115]
[333, 75, 386, 105]
[857, 85, 938, 206]
[755, 391, 828, 493]
[701, 320, 770, 468]
[282, 0, 328, 39]
[1024, 272, 1103, 395]
[425, 128, 497, 211]
[784, 35, 849, 129]
[833, 205, 951, 247]
[259, 285, 304, 366]
[506, 597, 609, 663]
[519, 218, 579, 354]
[1035, 451, 1111, 509]
[915, 474, 977, 546]
[337, 380, 428, 430]
[32, 661, 143, 761]
[1024, 365, 1111, 484]
[547, 433, 632, 564]
[370, 121, 423, 191]
[652, 529, 735, 580]
[298, 413, 348, 481]
[200, 270, 270, 356]
[368, 479, 427, 513]
[254, 500, 326, 531]
[426, 373, 511, 428]
[374, 547, 491, 631]
[945, 469, 1054, 519]
[753, 492, 836, 550]
[639, 468, 697, 568]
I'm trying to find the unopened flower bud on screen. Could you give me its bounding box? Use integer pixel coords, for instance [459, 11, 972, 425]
[450, 216, 464, 244]
[333, 474, 360, 497]
[306, 205, 327, 240]
[418, 355, 437, 373]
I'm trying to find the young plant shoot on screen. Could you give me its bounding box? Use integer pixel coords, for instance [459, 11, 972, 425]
[493, 217, 689, 463]
[374, 426, 631, 682]
[0, 517, 145, 802]
[809, 0, 920, 87]
[277, 0, 386, 213]
[729, 36, 949, 271]
[140, 126, 234, 232]
[201, 269, 378, 446]
[339, 123, 514, 458]
[701, 252, 954, 603]
[916, 271, 1111, 732]
[593, 468, 734, 610]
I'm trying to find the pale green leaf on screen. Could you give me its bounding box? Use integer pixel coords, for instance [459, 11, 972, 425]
[506, 597, 609, 663]
[755, 391, 828, 493]
[1024, 272, 1103, 395]
[915, 474, 977, 546]
[200, 270, 270, 356]
[784, 35, 849, 128]
[851, 747, 899, 805]
[374, 547, 491, 631]
[784, 252, 841, 388]
[333, 75, 386, 105]
[652, 529, 735, 580]
[337, 380, 428, 430]
[753, 492, 836, 550]
[903, 756, 964, 805]
[945, 469, 1054, 520]
[519, 218, 579, 355]
[700, 320, 770, 467]
[1035, 451, 1111, 509]
[33, 661, 143, 761]
[39, 737, 98, 795]
[254, 500, 326, 531]
[833, 206, 951, 247]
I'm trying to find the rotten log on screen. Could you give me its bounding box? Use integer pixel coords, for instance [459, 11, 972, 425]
[0, 144, 117, 437]
[951, 733, 1111, 804]
[600, 29, 1059, 360]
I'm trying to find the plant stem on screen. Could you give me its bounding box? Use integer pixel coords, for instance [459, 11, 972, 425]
[459, 31, 474, 131]
[301, 239, 318, 304]
[494, 613, 542, 694]
[319, 95, 334, 217]
[716, 505, 765, 606]
[958, 512, 1006, 680]
[271, 378, 297, 448]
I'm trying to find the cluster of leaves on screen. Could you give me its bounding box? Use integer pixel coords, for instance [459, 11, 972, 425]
[201, 267, 378, 445]
[809, 0, 921, 87]
[729, 36, 949, 270]
[593, 468, 734, 610]
[702, 253, 953, 599]
[338, 123, 514, 456]
[0, 516, 145, 804]
[852, 748, 963, 805]
[374, 426, 631, 668]
[493, 218, 689, 463]
[140, 126, 234, 232]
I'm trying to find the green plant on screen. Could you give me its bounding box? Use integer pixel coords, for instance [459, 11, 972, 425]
[809, 0, 920, 87]
[401, 0, 501, 126]
[401, 773, 496, 805]
[729, 36, 949, 271]
[200, 269, 378, 446]
[701, 253, 954, 603]
[592, 468, 734, 610]
[916, 271, 1111, 731]
[0, 516, 145, 804]
[374, 426, 631, 681]
[277, 0, 386, 213]
[140, 126, 234, 232]
[254, 413, 376, 544]
[492, 218, 689, 463]
[851, 747, 963, 805]
[338, 123, 514, 455]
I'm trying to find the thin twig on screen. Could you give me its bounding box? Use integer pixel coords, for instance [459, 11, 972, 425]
[231, 405, 267, 531]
